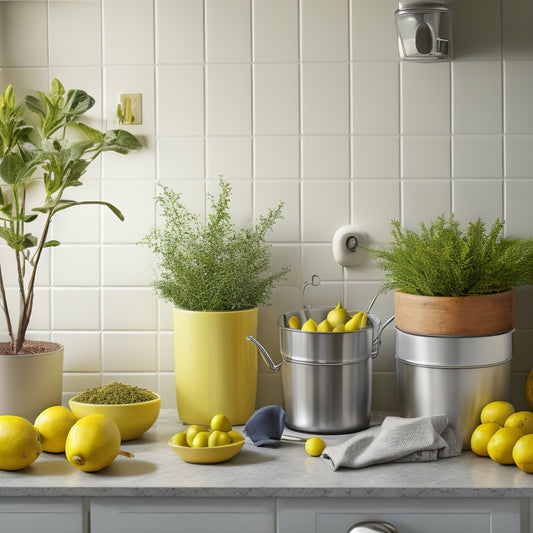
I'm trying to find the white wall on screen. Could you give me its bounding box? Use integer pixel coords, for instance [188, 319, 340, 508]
[1, 0, 533, 412]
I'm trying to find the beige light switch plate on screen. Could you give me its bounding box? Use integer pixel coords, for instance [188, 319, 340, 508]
[118, 93, 142, 125]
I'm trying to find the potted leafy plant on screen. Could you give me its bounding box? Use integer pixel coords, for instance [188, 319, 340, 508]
[0, 79, 141, 420]
[141, 178, 289, 424]
[368, 215, 533, 446]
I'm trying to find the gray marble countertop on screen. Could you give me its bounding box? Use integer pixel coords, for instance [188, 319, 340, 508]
[2, 409, 533, 498]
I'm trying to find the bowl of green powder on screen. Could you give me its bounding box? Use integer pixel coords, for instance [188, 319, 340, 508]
[69, 382, 161, 441]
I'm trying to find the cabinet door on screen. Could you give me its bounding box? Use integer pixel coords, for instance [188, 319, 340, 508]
[0, 497, 84, 533]
[91, 497, 275, 533]
[278, 498, 522, 533]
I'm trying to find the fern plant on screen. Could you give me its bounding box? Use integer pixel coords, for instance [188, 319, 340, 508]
[140, 178, 289, 311]
[368, 215, 533, 297]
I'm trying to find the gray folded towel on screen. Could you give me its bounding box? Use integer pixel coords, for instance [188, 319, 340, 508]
[322, 414, 461, 470]
[244, 405, 287, 447]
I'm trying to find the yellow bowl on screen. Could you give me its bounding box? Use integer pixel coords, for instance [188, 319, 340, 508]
[68, 394, 161, 441]
[168, 439, 244, 464]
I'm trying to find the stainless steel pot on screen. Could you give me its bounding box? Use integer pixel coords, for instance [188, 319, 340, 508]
[247, 309, 393, 434]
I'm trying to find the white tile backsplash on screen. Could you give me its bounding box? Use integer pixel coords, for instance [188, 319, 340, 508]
[2, 0, 533, 412]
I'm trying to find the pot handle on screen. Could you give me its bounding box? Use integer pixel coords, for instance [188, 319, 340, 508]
[371, 315, 395, 359]
[246, 336, 284, 372]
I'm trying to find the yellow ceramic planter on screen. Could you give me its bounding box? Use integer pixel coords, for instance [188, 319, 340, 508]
[173, 307, 258, 425]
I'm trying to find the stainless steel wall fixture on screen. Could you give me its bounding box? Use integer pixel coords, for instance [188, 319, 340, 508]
[395, 0, 453, 61]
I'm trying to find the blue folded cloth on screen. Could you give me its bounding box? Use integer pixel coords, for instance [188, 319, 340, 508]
[244, 405, 287, 447]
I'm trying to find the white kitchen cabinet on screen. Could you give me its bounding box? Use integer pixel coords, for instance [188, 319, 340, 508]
[0, 497, 84, 533]
[90, 497, 276, 533]
[277, 498, 525, 533]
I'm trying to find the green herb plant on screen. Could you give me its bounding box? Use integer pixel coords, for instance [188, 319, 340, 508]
[141, 178, 289, 311]
[0, 79, 142, 354]
[368, 215, 533, 297]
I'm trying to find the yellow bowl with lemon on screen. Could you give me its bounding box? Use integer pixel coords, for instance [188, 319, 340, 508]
[168, 439, 244, 464]
[69, 394, 161, 442]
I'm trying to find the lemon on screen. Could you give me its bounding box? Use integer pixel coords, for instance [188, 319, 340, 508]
[210, 414, 232, 432]
[0, 415, 42, 471]
[480, 400, 515, 426]
[185, 424, 206, 446]
[513, 434, 533, 473]
[504, 411, 533, 435]
[65, 413, 121, 472]
[305, 436, 326, 457]
[487, 426, 523, 464]
[470, 422, 501, 457]
[191, 431, 210, 448]
[301, 318, 318, 332]
[288, 316, 301, 329]
[208, 430, 232, 447]
[332, 324, 345, 332]
[34, 405, 78, 453]
[228, 430, 244, 443]
[526, 368, 533, 410]
[169, 431, 188, 446]
[345, 311, 367, 331]
[327, 302, 349, 328]
[317, 319, 333, 332]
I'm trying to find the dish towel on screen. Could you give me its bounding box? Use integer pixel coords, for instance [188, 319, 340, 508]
[244, 405, 287, 447]
[322, 414, 462, 470]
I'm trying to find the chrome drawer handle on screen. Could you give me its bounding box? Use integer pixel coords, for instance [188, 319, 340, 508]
[348, 521, 399, 533]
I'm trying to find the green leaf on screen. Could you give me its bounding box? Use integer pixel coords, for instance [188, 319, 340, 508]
[50, 199, 124, 221]
[0, 227, 37, 251]
[0, 152, 24, 184]
[25, 94, 46, 117]
[64, 89, 95, 116]
[43, 240, 60, 248]
[75, 123, 105, 142]
[103, 129, 142, 151]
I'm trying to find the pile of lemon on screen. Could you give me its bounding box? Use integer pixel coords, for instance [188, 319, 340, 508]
[169, 414, 244, 448]
[0, 406, 122, 472]
[289, 302, 368, 333]
[471, 400, 533, 473]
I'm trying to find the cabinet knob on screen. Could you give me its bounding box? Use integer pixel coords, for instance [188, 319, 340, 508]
[347, 521, 399, 533]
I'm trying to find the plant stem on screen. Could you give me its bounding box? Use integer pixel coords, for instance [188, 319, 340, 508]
[0, 265, 14, 350]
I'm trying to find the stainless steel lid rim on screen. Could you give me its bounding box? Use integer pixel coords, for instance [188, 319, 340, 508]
[395, 354, 512, 370]
[281, 357, 371, 367]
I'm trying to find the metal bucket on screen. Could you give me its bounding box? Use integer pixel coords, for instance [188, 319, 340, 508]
[395, 327, 513, 448]
[248, 309, 392, 434]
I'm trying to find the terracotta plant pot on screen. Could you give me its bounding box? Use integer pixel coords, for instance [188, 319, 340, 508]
[173, 307, 258, 425]
[394, 289, 515, 336]
[0, 343, 64, 422]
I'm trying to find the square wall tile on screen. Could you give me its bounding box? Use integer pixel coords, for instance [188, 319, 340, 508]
[102, 288, 158, 331]
[158, 137, 204, 180]
[52, 246, 100, 287]
[270, 245, 301, 286]
[206, 65, 251, 136]
[206, 0, 250, 63]
[452, 136, 503, 178]
[157, 65, 204, 136]
[401, 61, 450, 135]
[505, 180, 533, 238]
[62, 374, 101, 396]
[103, 0, 154, 65]
[254, 180, 300, 242]
[301, 0, 349, 61]
[302, 244, 343, 281]
[158, 373, 177, 408]
[351, 0, 398, 61]
[102, 332, 157, 372]
[453, 61, 502, 134]
[402, 136, 451, 179]
[156, 0, 204, 63]
[0, 69, 49, 101]
[453, 0, 501, 61]
[503, 0, 533, 59]
[401, 179, 451, 229]
[158, 331, 174, 372]
[452, 179, 503, 226]
[301, 63, 349, 135]
[53, 288, 100, 330]
[254, 64, 299, 135]
[103, 245, 153, 287]
[504, 61, 533, 134]
[0, 2, 47, 67]
[302, 136, 349, 179]
[302, 180, 350, 242]
[253, 0, 298, 62]
[206, 137, 251, 179]
[505, 135, 533, 178]
[254, 137, 300, 179]
[352, 62, 399, 135]
[49, 1, 101, 66]
[353, 180, 400, 243]
[56, 332, 101, 373]
[158, 180, 206, 222]
[352, 136, 400, 179]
